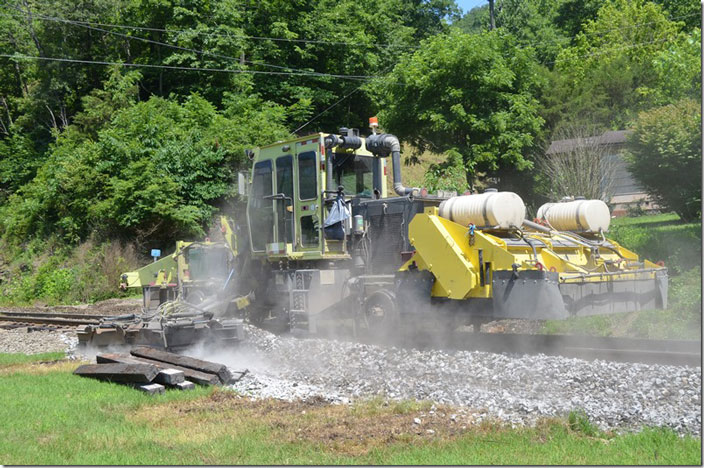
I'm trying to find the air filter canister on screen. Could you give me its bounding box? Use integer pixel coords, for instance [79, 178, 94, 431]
[438, 191, 526, 229]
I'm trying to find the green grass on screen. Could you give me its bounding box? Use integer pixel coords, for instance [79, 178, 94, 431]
[610, 213, 682, 227]
[0, 351, 66, 365]
[609, 213, 701, 274]
[379, 426, 696, 465]
[0, 356, 700, 465]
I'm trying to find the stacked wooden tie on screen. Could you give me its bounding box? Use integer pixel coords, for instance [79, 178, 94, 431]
[74, 346, 247, 395]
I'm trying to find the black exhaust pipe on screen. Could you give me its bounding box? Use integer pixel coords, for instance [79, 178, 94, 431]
[365, 133, 418, 196]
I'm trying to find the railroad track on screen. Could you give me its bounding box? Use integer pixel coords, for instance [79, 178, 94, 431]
[0, 311, 105, 327]
[371, 330, 701, 367]
[1, 310, 699, 367]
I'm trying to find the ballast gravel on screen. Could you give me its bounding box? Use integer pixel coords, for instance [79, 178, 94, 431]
[0, 327, 77, 355]
[222, 325, 701, 435]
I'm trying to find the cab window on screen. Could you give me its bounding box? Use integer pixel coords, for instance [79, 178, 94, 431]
[249, 160, 273, 251]
[276, 155, 293, 243]
[333, 153, 374, 197]
[298, 151, 317, 200]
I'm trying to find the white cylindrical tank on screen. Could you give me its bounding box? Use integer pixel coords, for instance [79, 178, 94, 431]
[537, 199, 611, 232]
[438, 190, 526, 229]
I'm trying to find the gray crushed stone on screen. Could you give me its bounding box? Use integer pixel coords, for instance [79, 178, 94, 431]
[223, 325, 701, 435]
[0, 327, 77, 356]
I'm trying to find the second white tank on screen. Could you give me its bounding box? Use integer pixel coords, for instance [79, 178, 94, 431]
[537, 199, 611, 232]
[438, 191, 526, 229]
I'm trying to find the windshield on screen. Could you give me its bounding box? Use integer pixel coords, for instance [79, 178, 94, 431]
[186, 246, 230, 280]
[333, 153, 374, 197]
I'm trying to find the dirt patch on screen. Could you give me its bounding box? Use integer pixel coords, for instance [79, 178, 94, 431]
[131, 389, 492, 456]
[0, 359, 84, 376]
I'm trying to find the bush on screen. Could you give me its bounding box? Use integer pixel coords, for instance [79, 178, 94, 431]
[626, 99, 702, 222]
[0, 238, 141, 305]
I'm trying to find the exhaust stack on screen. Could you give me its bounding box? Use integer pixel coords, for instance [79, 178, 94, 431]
[365, 133, 419, 196]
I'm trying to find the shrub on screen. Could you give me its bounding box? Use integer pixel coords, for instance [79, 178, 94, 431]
[626, 99, 702, 222]
[0, 239, 142, 305]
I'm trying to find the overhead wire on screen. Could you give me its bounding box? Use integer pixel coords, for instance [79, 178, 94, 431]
[1, 8, 380, 79]
[0, 8, 414, 49]
[0, 53, 372, 79]
[0, 6, 694, 80]
[547, 36, 679, 65]
[1, 5, 694, 133]
[291, 61, 398, 135]
[0, 7, 697, 52]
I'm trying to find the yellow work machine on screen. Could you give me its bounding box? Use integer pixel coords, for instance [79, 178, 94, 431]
[110, 126, 667, 337]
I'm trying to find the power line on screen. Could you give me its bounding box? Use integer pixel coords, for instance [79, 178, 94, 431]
[291, 32, 687, 133]
[291, 63, 397, 135]
[3, 8, 381, 79]
[2, 7, 695, 76]
[0, 8, 414, 49]
[292, 87, 364, 135]
[0, 53, 373, 79]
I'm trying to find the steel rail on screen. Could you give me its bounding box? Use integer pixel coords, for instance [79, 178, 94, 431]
[1, 310, 699, 367]
[0, 314, 101, 326]
[0, 311, 109, 321]
[345, 329, 701, 368]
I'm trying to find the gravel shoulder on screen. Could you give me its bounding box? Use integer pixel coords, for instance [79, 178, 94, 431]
[216, 325, 701, 436]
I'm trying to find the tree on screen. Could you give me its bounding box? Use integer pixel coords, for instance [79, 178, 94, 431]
[553, 0, 694, 130]
[453, 4, 490, 34]
[373, 30, 546, 191]
[554, 0, 602, 38]
[0, 72, 289, 246]
[493, 0, 569, 64]
[626, 99, 701, 221]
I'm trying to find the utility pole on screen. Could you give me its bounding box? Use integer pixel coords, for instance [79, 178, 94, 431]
[489, 0, 495, 30]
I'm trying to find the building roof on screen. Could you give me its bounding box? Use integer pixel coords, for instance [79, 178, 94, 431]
[547, 130, 632, 155]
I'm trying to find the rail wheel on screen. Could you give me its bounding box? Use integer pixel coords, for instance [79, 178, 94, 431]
[362, 289, 399, 334]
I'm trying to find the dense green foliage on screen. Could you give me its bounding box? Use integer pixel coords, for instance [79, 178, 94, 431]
[0, 0, 700, 304]
[1, 68, 289, 245]
[626, 99, 702, 221]
[374, 30, 546, 191]
[551, 0, 700, 130]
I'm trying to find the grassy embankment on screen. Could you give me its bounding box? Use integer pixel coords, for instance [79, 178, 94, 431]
[0, 352, 700, 465]
[542, 213, 701, 339]
[0, 236, 142, 306]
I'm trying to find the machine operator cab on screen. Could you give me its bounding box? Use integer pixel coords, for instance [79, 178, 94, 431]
[246, 128, 389, 261]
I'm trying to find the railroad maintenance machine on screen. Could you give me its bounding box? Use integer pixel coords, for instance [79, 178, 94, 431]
[84, 120, 668, 347]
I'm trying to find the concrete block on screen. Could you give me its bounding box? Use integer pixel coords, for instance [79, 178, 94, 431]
[175, 380, 196, 391]
[154, 368, 185, 385]
[138, 383, 165, 395]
